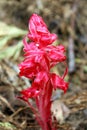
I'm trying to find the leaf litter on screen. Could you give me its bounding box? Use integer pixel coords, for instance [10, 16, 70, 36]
[0, 0, 87, 130]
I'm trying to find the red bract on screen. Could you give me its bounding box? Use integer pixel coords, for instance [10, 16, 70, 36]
[19, 14, 68, 130]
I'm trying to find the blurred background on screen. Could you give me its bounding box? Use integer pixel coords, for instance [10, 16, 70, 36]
[0, 0, 87, 130]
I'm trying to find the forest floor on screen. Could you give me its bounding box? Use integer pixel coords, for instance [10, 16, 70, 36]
[0, 0, 87, 130]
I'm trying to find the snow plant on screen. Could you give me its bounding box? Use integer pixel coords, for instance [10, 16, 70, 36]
[19, 14, 68, 130]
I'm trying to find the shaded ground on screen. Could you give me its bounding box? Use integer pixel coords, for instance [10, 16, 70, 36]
[0, 0, 87, 130]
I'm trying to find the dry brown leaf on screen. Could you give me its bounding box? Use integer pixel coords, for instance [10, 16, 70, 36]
[51, 100, 70, 124]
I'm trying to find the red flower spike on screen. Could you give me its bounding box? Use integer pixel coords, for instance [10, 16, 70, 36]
[19, 14, 69, 130]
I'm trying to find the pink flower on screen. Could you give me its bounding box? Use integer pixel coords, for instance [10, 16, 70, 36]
[28, 14, 57, 47]
[51, 74, 68, 92]
[21, 87, 40, 101]
[44, 45, 66, 67]
[19, 42, 50, 79]
[19, 14, 69, 130]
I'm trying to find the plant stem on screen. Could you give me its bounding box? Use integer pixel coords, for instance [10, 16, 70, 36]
[35, 81, 56, 130]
